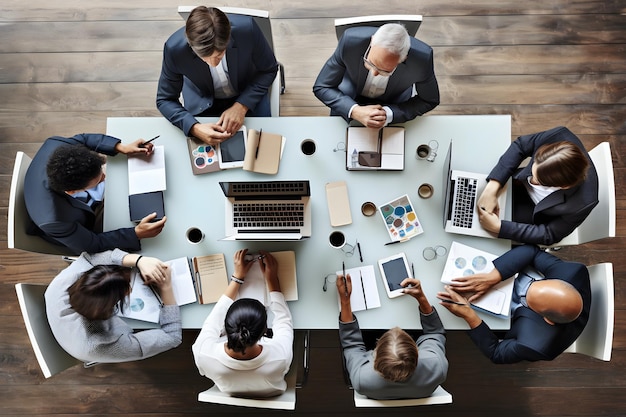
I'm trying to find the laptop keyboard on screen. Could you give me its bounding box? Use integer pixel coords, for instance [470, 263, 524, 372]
[452, 177, 478, 228]
[233, 202, 305, 229]
[230, 181, 309, 197]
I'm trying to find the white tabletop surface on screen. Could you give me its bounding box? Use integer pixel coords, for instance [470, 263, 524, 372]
[105, 115, 512, 330]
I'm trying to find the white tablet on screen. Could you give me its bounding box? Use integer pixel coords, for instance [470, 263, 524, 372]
[378, 252, 412, 298]
[217, 126, 247, 169]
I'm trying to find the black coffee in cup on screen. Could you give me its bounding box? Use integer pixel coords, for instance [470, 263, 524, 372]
[301, 139, 316, 155]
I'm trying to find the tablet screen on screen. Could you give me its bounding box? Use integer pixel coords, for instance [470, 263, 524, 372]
[219, 130, 246, 163]
[381, 257, 410, 291]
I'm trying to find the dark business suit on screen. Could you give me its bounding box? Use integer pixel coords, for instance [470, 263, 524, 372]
[468, 245, 591, 364]
[339, 309, 448, 400]
[488, 126, 599, 245]
[156, 14, 278, 136]
[313, 26, 440, 124]
[24, 134, 140, 254]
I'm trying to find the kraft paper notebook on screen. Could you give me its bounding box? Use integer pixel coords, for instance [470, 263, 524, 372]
[243, 129, 285, 175]
[325, 180, 352, 227]
[236, 251, 298, 305]
[192, 253, 229, 305]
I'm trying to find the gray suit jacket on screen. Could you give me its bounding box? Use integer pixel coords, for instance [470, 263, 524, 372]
[339, 309, 447, 400]
[488, 126, 599, 245]
[313, 26, 439, 123]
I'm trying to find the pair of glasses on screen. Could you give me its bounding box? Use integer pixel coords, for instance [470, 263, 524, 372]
[362, 45, 397, 77]
[422, 245, 448, 261]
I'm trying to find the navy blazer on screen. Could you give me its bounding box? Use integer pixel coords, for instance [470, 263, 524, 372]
[468, 245, 591, 364]
[24, 134, 140, 254]
[313, 26, 440, 123]
[488, 126, 599, 245]
[156, 14, 278, 136]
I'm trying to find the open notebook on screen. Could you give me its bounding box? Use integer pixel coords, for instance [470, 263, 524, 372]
[335, 265, 381, 312]
[236, 251, 298, 306]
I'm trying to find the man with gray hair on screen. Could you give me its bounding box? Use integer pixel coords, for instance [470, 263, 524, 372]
[313, 23, 439, 128]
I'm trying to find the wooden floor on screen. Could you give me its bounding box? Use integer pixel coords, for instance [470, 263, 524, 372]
[1, 0, 624, 415]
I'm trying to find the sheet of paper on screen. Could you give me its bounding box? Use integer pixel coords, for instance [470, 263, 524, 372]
[335, 265, 381, 312]
[166, 257, 196, 306]
[128, 145, 166, 194]
[117, 272, 161, 323]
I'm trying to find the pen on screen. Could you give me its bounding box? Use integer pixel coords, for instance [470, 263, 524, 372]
[139, 135, 159, 148]
[342, 261, 348, 297]
[255, 129, 262, 158]
[356, 241, 363, 262]
[385, 238, 409, 246]
[360, 270, 367, 310]
[411, 262, 415, 277]
[437, 297, 467, 306]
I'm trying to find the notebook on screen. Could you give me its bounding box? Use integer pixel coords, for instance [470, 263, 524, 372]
[243, 129, 285, 175]
[128, 191, 165, 223]
[127, 145, 167, 222]
[219, 180, 312, 241]
[191, 253, 229, 304]
[346, 126, 405, 171]
[236, 251, 298, 306]
[334, 265, 381, 312]
[442, 141, 507, 238]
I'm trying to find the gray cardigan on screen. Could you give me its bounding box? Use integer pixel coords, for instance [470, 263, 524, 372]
[45, 250, 182, 363]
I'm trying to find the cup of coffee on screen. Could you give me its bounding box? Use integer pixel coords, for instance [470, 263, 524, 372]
[416, 144, 431, 159]
[329, 230, 346, 249]
[361, 201, 377, 217]
[415, 140, 439, 162]
[418, 183, 434, 199]
[186, 227, 204, 244]
[301, 139, 316, 156]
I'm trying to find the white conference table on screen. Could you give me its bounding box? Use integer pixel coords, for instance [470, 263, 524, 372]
[105, 115, 512, 330]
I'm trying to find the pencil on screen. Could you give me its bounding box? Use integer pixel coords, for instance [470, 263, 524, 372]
[342, 261, 348, 296]
[139, 135, 159, 148]
[437, 297, 467, 306]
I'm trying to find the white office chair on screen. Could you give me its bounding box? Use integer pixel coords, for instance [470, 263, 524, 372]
[563, 263, 614, 361]
[177, 6, 285, 117]
[197, 330, 309, 410]
[548, 142, 615, 247]
[15, 283, 81, 378]
[334, 15, 423, 41]
[354, 385, 453, 407]
[8, 152, 78, 256]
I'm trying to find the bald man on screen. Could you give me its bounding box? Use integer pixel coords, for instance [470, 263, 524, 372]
[438, 244, 590, 364]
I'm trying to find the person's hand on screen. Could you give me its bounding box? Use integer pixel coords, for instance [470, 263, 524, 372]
[450, 269, 502, 302]
[351, 105, 387, 128]
[477, 180, 501, 215]
[232, 248, 254, 280]
[217, 102, 248, 134]
[336, 273, 352, 303]
[136, 256, 169, 286]
[258, 250, 280, 292]
[437, 286, 482, 328]
[115, 139, 154, 156]
[134, 213, 167, 239]
[190, 122, 232, 146]
[401, 278, 434, 314]
[477, 206, 501, 234]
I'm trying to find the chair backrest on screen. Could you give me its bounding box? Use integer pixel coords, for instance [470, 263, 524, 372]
[8, 152, 77, 256]
[564, 263, 614, 361]
[551, 142, 615, 246]
[176, 6, 282, 116]
[15, 283, 80, 378]
[354, 385, 452, 407]
[334, 15, 423, 41]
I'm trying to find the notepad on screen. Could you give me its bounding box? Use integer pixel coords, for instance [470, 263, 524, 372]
[325, 181, 352, 227]
[243, 129, 285, 175]
[192, 253, 229, 305]
[127, 145, 166, 195]
[335, 265, 381, 312]
[237, 251, 298, 306]
[440, 241, 514, 317]
[346, 126, 405, 171]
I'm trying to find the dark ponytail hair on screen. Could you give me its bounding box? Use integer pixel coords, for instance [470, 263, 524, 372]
[224, 298, 267, 355]
[68, 265, 132, 320]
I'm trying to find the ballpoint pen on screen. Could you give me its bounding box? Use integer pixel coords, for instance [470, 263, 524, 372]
[255, 128, 262, 158]
[411, 262, 415, 277]
[437, 297, 468, 306]
[356, 241, 363, 262]
[342, 261, 348, 296]
[360, 270, 367, 310]
[139, 135, 159, 148]
[385, 238, 409, 246]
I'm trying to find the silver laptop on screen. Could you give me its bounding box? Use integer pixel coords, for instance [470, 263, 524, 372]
[442, 142, 507, 238]
[219, 180, 312, 241]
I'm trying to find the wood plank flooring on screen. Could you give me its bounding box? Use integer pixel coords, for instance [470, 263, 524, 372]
[0, 0, 624, 415]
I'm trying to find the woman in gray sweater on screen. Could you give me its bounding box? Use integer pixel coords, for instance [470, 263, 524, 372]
[45, 249, 182, 363]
